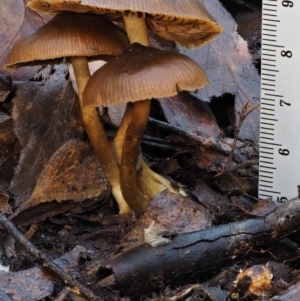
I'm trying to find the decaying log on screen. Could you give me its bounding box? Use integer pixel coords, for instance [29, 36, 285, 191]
[108, 198, 300, 299]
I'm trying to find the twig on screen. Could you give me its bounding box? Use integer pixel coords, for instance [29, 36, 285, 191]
[54, 287, 69, 301]
[0, 213, 103, 301]
[228, 159, 259, 173]
[147, 117, 246, 163]
[225, 102, 260, 169]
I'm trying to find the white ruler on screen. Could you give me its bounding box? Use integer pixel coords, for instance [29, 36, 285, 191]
[259, 0, 300, 202]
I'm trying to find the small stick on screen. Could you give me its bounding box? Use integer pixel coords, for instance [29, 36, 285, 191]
[225, 102, 260, 169]
[148, 117, 246, 163]
[0, 214, 103, 301]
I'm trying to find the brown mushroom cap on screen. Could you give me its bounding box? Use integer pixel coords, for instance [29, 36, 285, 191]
[5, 12, 129, 68]
[83, 43, 209, 107]
[27, 0, 223, 48]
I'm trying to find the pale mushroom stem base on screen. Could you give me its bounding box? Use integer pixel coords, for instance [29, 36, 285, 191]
[71, 56, 131, 213]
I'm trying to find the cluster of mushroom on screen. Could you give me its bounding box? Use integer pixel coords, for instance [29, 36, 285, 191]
[5, 0, 223, 214]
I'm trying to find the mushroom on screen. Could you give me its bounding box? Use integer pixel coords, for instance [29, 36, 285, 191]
[27, 0, 223, 196]
[5, 12, 132, 213]
[83, 43, 209, 211]
[27, 0, 222, 48]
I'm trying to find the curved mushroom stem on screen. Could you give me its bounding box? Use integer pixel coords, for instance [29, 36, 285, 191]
[114, 13, 177, 208]
[115, 103, 177, 199]
[71, 56, 131, 214]
[120, 101, 150, 211]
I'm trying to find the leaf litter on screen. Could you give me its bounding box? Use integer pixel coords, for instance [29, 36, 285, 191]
[2, 1, 296, 301]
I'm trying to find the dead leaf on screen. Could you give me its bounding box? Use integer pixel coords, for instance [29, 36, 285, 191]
[0, 0, 46, 80]
[0, 245, 85, 301]
[0, 190, 11, 215]
[10, 65, 83, 208]
[0, 113, 15, 165]
[0, 73, 13, 103]
[159, 92, 220, 139]
[177, 0, 260, 142]
[0, 112, 18, 184]
[11, 139, 108, 217]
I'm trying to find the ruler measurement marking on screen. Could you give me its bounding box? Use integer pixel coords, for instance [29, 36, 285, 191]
[261, 113, 275, 116]
[259, 189, 280, 194]
[262, 49, 276, 52]
[261, 103, 275, 106]
[265, 94, 283, 97]
[261, 127, 274, 131]
[261, 107, 275, 111]
[262, 88, 275, 91]
[261, 118, 277, 122]
[260, 174, 274, 178]
[260, 142, 281, 147]
[262, 82, 275, 85]
[261, 69, 278, 72]
[262, 44, 283, 47]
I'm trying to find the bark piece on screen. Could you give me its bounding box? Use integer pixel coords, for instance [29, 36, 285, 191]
[178, 0, 260, 142]
[10, 65, 83, 207]
[108, 198, 300, 299]
[10, 139, 107, 218]
[111, 218, 270, 299]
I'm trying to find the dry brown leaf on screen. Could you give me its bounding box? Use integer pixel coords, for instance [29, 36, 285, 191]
[0, 190, 11, 215]
[11, 139, 107, 217]
[178, 0, 260, 142]
[0, 0, 46, 80]
[159, 92, 220, 139]
[10, 65, 83, 208]
[0, 112, 18, 184]
[0, 113, 15, 165]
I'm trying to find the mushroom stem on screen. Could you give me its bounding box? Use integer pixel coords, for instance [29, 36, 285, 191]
[115, 107, 176, 199]
[114, 13, 177, 207]
[113, 13, 180, 208]
[111, 13, 152, 210]
[120, 101, 151, 211]
[123, 12, 149, 45]
[71, 56, 131, 213]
